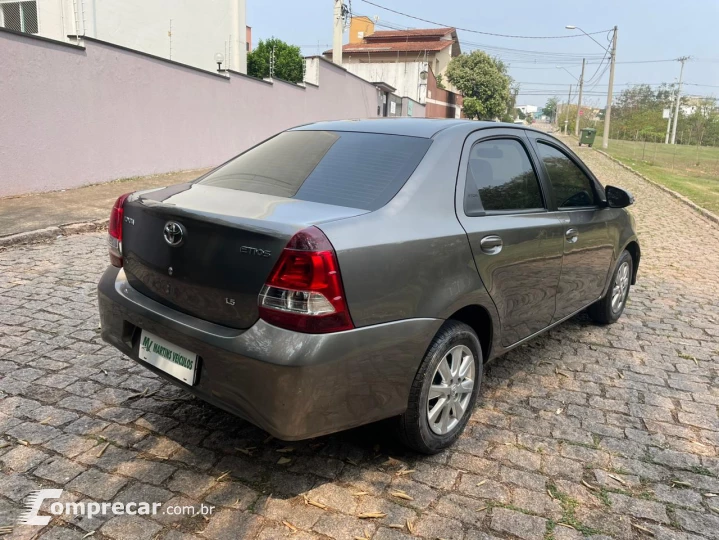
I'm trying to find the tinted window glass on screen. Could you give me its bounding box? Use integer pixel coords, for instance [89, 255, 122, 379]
[198, 131, 432, 211]
[464, 139, 544, 213]
[537, 142, 597, 207]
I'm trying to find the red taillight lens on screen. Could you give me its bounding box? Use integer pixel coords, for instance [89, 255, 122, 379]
[108, 193, 131, 268]
[258, 227, 354, 334]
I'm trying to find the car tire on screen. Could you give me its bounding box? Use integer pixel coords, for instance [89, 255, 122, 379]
[397, 320, 483, 454]
[588, 250, 633, 324]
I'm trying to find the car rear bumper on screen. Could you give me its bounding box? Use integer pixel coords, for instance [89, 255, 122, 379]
[98, 266, 442, 440]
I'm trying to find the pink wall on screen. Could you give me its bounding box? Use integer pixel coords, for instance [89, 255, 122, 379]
[0, 31, 424, 197]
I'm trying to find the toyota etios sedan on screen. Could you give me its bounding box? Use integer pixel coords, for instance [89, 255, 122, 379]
[98, 119, 639, 453]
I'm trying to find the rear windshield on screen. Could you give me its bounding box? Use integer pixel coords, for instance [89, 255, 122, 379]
[197, 130, 432, 211]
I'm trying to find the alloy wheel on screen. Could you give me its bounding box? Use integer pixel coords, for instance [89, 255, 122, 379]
[426, 345, 475, 435]
[611, 261, 630, 313]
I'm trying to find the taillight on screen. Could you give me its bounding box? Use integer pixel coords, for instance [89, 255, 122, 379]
[258, 226, 354, 334]
[108, 193, 131, 267]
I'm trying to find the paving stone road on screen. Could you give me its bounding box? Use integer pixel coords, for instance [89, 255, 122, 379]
[1, 147, 719, 540]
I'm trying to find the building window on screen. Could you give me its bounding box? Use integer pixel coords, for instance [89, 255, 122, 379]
[0, 1, 38, 34]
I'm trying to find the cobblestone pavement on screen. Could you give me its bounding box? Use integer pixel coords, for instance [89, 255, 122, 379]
[1, 148, 719, 540]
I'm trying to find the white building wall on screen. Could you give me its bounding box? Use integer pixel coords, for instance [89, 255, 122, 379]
[34, 0, 247, 73]
[517, 105, 538, 115]
[342, 61, 427, 104]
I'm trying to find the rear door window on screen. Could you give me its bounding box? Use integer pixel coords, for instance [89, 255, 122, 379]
[536, 142, 598, 208]
[198, 131, 432, 211]
[464, 138, 545, 215]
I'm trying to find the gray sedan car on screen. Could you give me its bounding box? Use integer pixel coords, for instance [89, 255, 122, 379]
[98, 119, 639, 453]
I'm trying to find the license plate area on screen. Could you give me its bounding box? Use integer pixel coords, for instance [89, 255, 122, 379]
[138, 330, 199, 385]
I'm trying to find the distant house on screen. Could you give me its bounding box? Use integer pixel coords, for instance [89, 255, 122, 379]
[516, 105, 538, 116]
[0, 0, 249, 73]
[323, 19, 463, 116]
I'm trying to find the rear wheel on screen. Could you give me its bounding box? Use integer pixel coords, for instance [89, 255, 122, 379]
[588, 250, 632, 324]
[398, 321, 482, 454]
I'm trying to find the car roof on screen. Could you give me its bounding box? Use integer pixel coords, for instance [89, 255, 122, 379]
[290, 118, 565, 145]
[290, 118, 497, 139]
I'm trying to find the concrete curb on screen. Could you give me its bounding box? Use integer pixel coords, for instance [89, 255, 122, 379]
[0, 218, 108, 248]
[595, 149, 719, 226]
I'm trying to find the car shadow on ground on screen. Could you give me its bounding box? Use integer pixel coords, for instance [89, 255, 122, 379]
[129, 310, 598, 505]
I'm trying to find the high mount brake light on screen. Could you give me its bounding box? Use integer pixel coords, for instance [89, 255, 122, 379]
[258, 226, 354, 334]
[108, 193, 131, 268]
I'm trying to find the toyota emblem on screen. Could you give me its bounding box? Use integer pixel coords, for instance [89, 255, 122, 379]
[163, 221, 185, 247]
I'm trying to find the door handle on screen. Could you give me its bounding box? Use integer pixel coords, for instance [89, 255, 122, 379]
[480, 235, 503, 255]
[565, 228, 579, 243]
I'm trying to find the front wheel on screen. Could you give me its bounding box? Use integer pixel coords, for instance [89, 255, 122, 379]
[588, 250, 633, 324]
[397, 321, 482, 454]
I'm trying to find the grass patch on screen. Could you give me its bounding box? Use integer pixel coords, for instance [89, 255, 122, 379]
[596, 489, 612, 507]
[690, 465, 716, 477]
[544, 520, 557, 540]
[547, 483, 603, 536]
[599, 140, 719, 214]
[566, 439, 601, 451]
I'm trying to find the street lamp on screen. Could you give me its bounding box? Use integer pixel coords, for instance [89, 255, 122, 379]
[565, 25, 606, 50]
[214, 52, 225, 72]
[556, 65, 579, 82]
[566, 25, 618, 149]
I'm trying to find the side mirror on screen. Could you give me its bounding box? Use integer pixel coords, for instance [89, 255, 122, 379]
[605, 185, 634, 208]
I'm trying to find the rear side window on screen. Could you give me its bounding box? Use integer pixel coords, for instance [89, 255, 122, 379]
[464, 138, 544, 214]
[536, 142, 597, 208]
[198, 131, 432, 211]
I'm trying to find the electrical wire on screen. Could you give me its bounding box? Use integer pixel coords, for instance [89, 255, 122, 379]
[360, 0, 612, 39]
[459, 40, 604, 60]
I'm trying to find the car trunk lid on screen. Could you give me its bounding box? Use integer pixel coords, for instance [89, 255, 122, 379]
[121, 183, 367, 329]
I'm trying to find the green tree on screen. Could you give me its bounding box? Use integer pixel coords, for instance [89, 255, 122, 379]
[446, 50, 511, 120]
[435, 73, 446, 90]
[247, 38, 304, 83]
[543, 97, 559, 120]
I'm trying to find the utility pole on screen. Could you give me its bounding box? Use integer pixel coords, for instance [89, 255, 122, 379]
[574, 58, 586, 137]
[670, 57, 689, 145]
[601, 26, 618, 150]
[564, 84, 572, 135]
[664, 90, 674, 144]
[332, 0, 344, 65]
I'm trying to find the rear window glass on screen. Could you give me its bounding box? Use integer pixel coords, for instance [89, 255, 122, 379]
[197, 130, 432, 211]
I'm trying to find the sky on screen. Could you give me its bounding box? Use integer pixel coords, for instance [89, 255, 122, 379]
[247, 0, 719, 108]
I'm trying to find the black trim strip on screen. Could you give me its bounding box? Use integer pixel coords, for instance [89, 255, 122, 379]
[67, 35, 229, 80]
[0, 26, 85, 50]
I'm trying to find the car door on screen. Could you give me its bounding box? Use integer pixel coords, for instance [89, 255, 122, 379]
[527, 133, 615, 322]
[455, 128, 565, 347]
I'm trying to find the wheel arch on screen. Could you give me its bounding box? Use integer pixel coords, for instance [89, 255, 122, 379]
[446, 304, 493, 363]
[624, 240, 640, 284]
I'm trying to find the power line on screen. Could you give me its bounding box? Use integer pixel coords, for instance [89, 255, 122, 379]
[360, 0, 612, 39]
[459, 40, 604, 59]
[515, 81, 671, 86]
